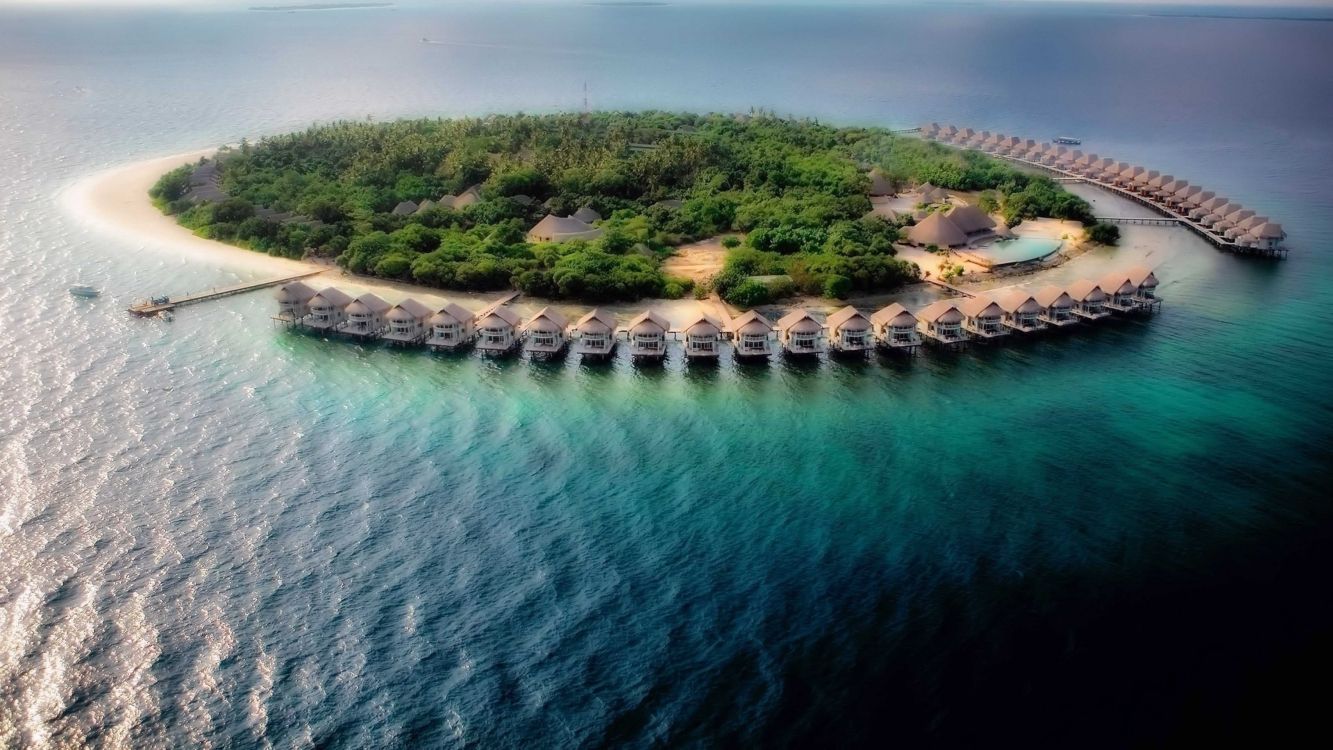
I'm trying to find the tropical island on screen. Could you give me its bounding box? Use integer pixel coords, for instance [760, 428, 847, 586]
[150, 112, 1103, 306]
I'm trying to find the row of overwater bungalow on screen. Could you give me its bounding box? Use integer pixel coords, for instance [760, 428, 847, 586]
[274, 270, 1159, 360]
[918, 123, 1287, 256]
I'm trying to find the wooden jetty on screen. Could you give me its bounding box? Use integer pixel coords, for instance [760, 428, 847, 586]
[1095, 216, 1184, 227]
[129, 271, 323, 317]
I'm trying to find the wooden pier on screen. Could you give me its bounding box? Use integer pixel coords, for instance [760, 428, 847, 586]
[129, 271, 324, 317]
[1095, 216, 1183, 227]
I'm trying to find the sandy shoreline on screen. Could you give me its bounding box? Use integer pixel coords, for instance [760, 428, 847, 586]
[64, 150, 1146, 325]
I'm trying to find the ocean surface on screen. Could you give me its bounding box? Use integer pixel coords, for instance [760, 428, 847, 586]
[3, 2, 1333, 746]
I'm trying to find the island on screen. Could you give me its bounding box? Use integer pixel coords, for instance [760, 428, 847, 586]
[150, 112, 1103, 306]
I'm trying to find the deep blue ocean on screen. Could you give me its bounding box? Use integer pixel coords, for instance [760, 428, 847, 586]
[2, 2, 1333, 746]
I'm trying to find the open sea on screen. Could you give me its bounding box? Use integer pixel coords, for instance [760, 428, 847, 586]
[3, 1, 1333, 746]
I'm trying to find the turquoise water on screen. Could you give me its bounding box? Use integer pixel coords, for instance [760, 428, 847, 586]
[2, 2, 1333, 746]
[975, 236, 1064, 265]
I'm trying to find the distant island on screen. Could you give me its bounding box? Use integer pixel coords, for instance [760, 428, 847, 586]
[151, 112, 1097, 305]
[249, 2, 392, 12]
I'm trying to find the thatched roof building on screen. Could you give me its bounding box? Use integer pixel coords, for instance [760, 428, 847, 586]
[527, 214, 604, 243]
[627, 309, 671, 358]
[1034, 285, 1078, 327]
[945, 205, 997, 237]
[573, 308, 617, 357]
[775, 309, 825, 355]
[907, 212, 968, 248]
[426, 302, 477, 350]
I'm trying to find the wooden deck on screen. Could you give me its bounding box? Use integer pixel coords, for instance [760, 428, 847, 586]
[129, 271, 324, 317]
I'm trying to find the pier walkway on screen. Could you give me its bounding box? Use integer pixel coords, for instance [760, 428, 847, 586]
[1095, 216, 1184, 227]
[129, 271, 323, 317]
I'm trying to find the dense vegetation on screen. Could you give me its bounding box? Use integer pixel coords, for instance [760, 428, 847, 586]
[152, 112, 1094, 304]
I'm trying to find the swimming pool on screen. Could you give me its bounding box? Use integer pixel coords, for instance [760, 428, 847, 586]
[969, 237, 1064, 266]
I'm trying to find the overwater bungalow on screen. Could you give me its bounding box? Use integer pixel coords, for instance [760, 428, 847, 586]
[1113, 163, 1142, 188]
[523, 307, 570, 356]
[305, 287, 354, 332]
[921, 122, 941, 139]
[1126, 267, 1161, 310]
[274, 280, 318, 322]
[916, 301, 968, 348]
[960, 297, 1010, 340]
[1155, 179, 1186, 202]
[775, 309, 826, 356]
[425, 302, 476, 350]
[1171, 184, 1203, 209]
[1100, 273, 1140, 313]
[572, 308, 617, 358]
[626, 309, 670, 359]
[526, 214, 603, 243]
[344, 293, 392, 338]
[1023, 143, 1045, 162]
[1202, 201, 1242, 228]
[382, 298, 433, 345]
[995, 291, 1046, 333]
[826, 306, 874, 354]
[1190, 195, 1228, 221]
[1073, 152, 1097, 174]
[1226, 208, 1256, 228]
[1001, 136, 1024, 155]
[945, 205, 997, 240]
[1146, 173, 1173, 194]
[729, 310, 776, 358]
[906, 211, 968, 248]
[978, 131, 998, 151]
[681, 313, 724, 359]
[939, 124, 959, 142]
[1066, 280, 1111, 320]
[475, 306, 522, 354]
[1133, 169, 1161, 194]
[1181, 189, 1214, 213]
[1034, 286, 1079, 328]
[1248, 222, 1286, 250]
[957, 127, 977, 144]
[871, 303, 922, 352]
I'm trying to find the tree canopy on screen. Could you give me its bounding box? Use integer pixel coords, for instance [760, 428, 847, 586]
[154, 111, 1092, 303]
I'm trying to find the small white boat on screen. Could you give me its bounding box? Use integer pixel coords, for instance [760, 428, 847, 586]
[69, 284, 100, 298]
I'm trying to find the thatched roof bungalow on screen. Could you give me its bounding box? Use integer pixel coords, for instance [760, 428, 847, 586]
[382, 298, 433, 345]
[1066, 280, 1110, 320]
[274, 280, 318, 321]
[1034, 285, 1078, 327]
[523, 307, 570, 356]
[871, 303, 921, 350]
[391, 200, 419, 216]
[995, 291, 1045, 333]
[682, 313, 724, 358]
[867, 168, 894, 197]
[729, 310, 776, 358]
[425, 302, 476, 350]
[345, 293, 392, 338]
[1099, 273, 1140, 312]
[1190, 195, 1227, 220]
[475, 306, 522, 353]
[572, 206, 602, 224]
[826, 306, 874, 353]
[572, 308, 617, 358]
[527, 215, 604, 243]
[626, 309, 671, 359]
[775, 309, 826, 356]
[1248, 221, 1286, 250]
[916, 301, 967, 346]
[305, 286, 353, 331]
[960, 297, 1009, 339]
[1125, 266, 1160, 307]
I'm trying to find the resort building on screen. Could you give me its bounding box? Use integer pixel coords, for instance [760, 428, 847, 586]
[391, 200, 418, 216]
[915, 182, 948, 204]
[960, 297, 1010, 339]
[826, 306, 875, 354]
[775, 309, 826, 356]
[1248, 222, 1286, 250]
[571, 206, 602, 224]
[1126, 267, 1162, 310]
[572, 308, 617, 358]
[523, 307, 570, 356]
[626, 309, 671, 359]
[438, 185, 482, 210]
[729, 310, 776, 358]
[916, 301, 968, 347]
[1133, 169, 1161, 194]
[995, 291, 1046, 333]
[945, 205, 998, 241]
[425, 302, 476, 350]
[526, 215, 604, 243]
[1190, 195, 1228, 221]
[1066, 280, 1111, 320]
[305, 287, 354, 332]
[867, 168, 893, 197]
[1034, 286, 1078, 327]
[382, 298, 433, 345]
[475, 306, 522, 353]
[906, 211, 968, 248]
[1171, 184, 1203, 210]
[274, 280, 318, 322]
[871, 303, 922, 352]
[1099, 273, 1140, 313]
[682, 313, 724, 359]
[344, 293, 392, 338]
